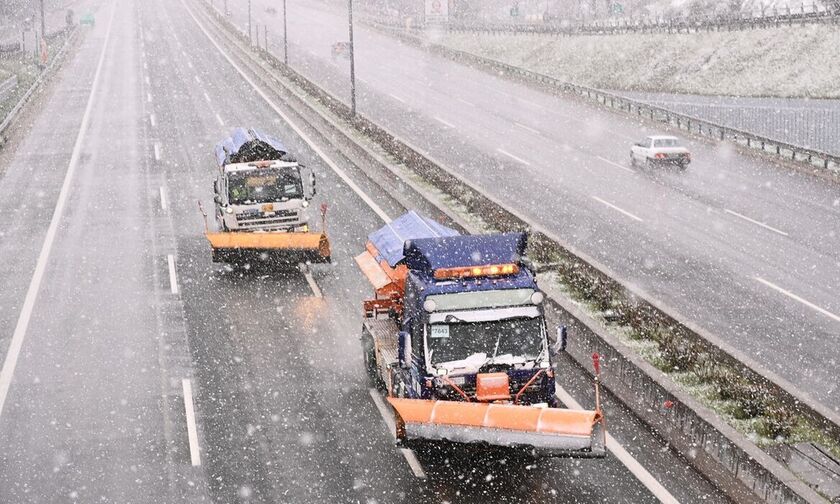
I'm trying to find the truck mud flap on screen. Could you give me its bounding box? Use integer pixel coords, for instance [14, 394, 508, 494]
[205, 231, 331, 264]
[388, 398, 606, 458]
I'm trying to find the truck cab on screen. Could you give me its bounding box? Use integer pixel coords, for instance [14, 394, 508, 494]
[367, 233, 557, 407]
[213, 128, 316, 234]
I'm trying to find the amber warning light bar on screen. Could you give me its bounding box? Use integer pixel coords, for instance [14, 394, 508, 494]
[433, 263, 519, 280]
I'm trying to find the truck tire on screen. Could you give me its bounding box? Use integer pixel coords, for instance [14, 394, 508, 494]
[362, 334, 384, 391]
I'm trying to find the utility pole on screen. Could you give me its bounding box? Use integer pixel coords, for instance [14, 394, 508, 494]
[39, 0, 45, 40]
[348, 0, 356, 116]
[283, 0, 289, 65]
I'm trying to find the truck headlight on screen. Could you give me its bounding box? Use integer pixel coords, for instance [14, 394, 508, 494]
[302, 200, 310, 208]
[531, 291, 544, 305]
[225, 207, 234, 214]
[423, 299, 436, 313]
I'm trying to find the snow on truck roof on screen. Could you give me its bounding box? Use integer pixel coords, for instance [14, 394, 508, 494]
[215, 127, 288, 166]
[648, 135, 679, 140]
[368, 211, 459, 268]
[405, 232, 527, 274]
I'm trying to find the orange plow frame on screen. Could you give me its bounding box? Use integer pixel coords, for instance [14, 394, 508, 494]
[205, 231, 331, 263]
[388, 398, 606, 457]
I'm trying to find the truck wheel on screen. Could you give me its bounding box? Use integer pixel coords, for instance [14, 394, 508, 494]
[362, 334, 384, 391]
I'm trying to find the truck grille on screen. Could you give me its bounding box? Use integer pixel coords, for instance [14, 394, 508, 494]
[236, 209, 299, 229]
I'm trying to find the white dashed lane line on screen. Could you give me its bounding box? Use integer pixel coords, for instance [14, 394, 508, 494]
[756, 277, 840, 323]
[592, 196, 644, 222]
[496, 148, 532, 166]
[724, 208, 788, 237]
[167, 254, 179, 295]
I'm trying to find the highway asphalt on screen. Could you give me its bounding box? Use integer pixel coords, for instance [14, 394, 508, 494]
[228, 0, 840, 412]
[0, 0, 731, 501]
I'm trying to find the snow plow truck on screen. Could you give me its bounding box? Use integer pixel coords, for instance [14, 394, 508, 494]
[202, 128, 330, 265]
[356, 211, 606, 457]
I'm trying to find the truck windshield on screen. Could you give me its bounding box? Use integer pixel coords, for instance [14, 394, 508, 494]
[428, 316, 543, 365]
[226, 168, 302, 204]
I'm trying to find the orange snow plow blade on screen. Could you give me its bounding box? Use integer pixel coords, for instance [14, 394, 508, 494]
[205, 231, 331, 263]
[388, 398, 606, 457]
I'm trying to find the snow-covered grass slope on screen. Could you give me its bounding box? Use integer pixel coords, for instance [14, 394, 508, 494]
[438, 23, 838, 98]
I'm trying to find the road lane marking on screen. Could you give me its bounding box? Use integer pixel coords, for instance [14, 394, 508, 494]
[167, 254, 179, 294]
[597, 156, 635, 174]
[388, 93, 406, 104]
[457, 97, 475, 107]
[153, 142, 161, 161]
[187, 61, 194, 69]
[368, 389, 427, 479]
[182, 378, 202, 466]
[150, 113, 157, 127]
[145, 75, 150, 85]
[496, 148, 531, 166]
[194, 74, 201, 84]
[755, 277, 840, 323]
[434, 116, 455, 129]
[203, 91, 211, 102]
[143, 61, 147, 70]
[159, 186, 168, 210]
[182, 0, 391, 223]
[514, 122, 540, 135]
[300, 264, 323, 298]
[724, 209, 788, 237]
[0, 2, 117, 420]
[555, 387, 680, 504]
[147, 92, 152, 103]
[592, 196, 644, 222]
[215, 113, 224, 126]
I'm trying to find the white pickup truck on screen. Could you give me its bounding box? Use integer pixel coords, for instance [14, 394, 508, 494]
[630, 135, 691, 169]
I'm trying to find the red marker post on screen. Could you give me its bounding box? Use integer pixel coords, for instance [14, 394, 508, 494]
[592, 353, 602, 414]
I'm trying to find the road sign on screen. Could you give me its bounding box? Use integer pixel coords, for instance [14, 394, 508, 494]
[425, 0, 448, 23]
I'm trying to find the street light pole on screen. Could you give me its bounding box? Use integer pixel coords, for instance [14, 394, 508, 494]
[283, 0, 288, 65]
[348, 0, 356, 116]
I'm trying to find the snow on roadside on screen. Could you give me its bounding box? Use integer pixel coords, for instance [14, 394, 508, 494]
[438, 24, 839, 98]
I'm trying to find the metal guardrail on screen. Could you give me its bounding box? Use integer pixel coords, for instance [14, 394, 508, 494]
[369, 2, 838, 36]
[0, 28, 77, 142]
[0, 75, 18, 102]
[368, 20, 840, 176]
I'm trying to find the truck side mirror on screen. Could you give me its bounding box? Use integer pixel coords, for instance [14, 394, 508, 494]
[553, 326, 567, 354]
[300, 166, 315, 200]
[398, 331, 412, 369]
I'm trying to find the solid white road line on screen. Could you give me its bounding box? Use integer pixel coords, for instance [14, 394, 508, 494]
[496, 148, 531, 166]
[388, 93, 406, 104]
[182, 378, 202, 466]
[597, 155, 635, 174]
[159, 186, 168, 211]
[368, 389, 427, 479]
[153, 142, 161, 161]
[150, 113, 157, 127]
[555, 387, 680, 504]
[0, 3, 117, 420]
[724, 209, 789, 237]
[514, 122, 541, 135]
[167, 254, 179, 295]
[755, 277, 840, 323]
[300, 264, 323, 298]
[182, 0, 391, 223]
[592, 196, 644, 222]
[434, 116, 456, 129]
[215, 113, 224, 126]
